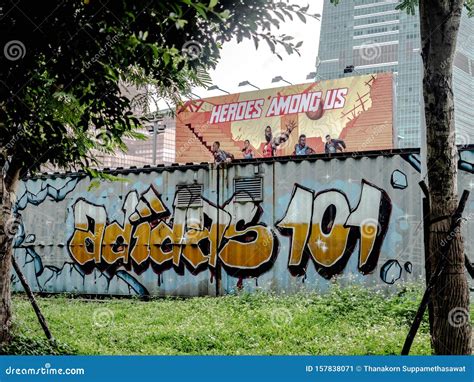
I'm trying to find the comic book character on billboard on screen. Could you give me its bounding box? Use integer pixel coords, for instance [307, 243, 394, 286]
[262, 120, 297, 158]
[242, 139, 254, 159]
[293, 134, 315, 156]
[324, 134, 346, 154]
[212, 141, 234, 164]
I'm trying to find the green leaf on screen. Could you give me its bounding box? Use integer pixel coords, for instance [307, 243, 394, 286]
[296, 12, 306, 23]
[396, 0, 418, 15]
[0, 0, 314, 177]
[266, 39, 276, 53]
[465, 0, 474, 17]
[253, 36, 259, 50]
[194, 4, 209, 19]
[175, 19, 187, 29]
[274, 11, 285, 21]
[163, 51, 170, 66]
[219, 9, 231, 19]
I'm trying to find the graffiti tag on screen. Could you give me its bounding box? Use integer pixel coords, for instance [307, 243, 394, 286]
[68, 180, 391, 280]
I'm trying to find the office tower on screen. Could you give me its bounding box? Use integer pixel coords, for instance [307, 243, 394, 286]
[316, 0, 474, 148]
[94, 85, 176, 168]
[95, 114, 176, 168]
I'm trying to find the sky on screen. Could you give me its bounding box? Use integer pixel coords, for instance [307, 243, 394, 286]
[193, 0, 324, 98]
[151, 1, 324, 111]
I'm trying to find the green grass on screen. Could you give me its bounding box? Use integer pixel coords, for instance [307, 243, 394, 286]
[5, 285, 438, 355]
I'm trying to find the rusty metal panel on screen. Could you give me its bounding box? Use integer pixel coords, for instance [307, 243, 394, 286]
[11, 149, 474, 297]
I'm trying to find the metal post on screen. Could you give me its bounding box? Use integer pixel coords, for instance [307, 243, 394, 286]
[11, 257, 54, 343]
[215, 165, 221, 296]
[401, 189, 470, 355]
[152, 122, 157, 166]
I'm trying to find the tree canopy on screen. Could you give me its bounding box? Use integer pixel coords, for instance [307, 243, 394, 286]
[0, 0, 316, 177]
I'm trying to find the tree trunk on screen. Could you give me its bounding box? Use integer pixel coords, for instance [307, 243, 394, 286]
[0, 162, 21, 348]
[420, 0, 472, 354]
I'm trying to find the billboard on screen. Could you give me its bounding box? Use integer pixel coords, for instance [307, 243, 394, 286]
[175, 73, 394, 163]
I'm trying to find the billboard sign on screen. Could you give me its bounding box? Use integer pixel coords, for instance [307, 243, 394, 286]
[175, 73, 394, 162]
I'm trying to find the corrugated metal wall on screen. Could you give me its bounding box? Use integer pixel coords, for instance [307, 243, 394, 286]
[11, 149, 474, 297]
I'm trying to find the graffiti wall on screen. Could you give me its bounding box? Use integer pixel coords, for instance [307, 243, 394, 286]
[175, 73, 394, 163]
[11, 148, 474, 297]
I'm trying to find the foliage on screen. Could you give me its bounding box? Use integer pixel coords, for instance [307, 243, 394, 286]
[0, 0, 317, 175]
[5, 285, 448, 355]
[0, 334, 76, 355]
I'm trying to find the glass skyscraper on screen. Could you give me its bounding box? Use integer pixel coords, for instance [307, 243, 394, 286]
[316, 0, 474, 148]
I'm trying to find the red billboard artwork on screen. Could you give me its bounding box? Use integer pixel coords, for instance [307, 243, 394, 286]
[175, 73, 394, 163]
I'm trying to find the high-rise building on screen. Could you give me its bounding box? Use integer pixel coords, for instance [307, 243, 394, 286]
[95, 84, 176, 168]
[95, 113, 176, 168]
[316, 0, 474, 148]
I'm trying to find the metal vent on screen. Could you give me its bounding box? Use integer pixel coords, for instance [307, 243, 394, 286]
[176, 184, 203, 207]
[234, 177, 263, 202]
